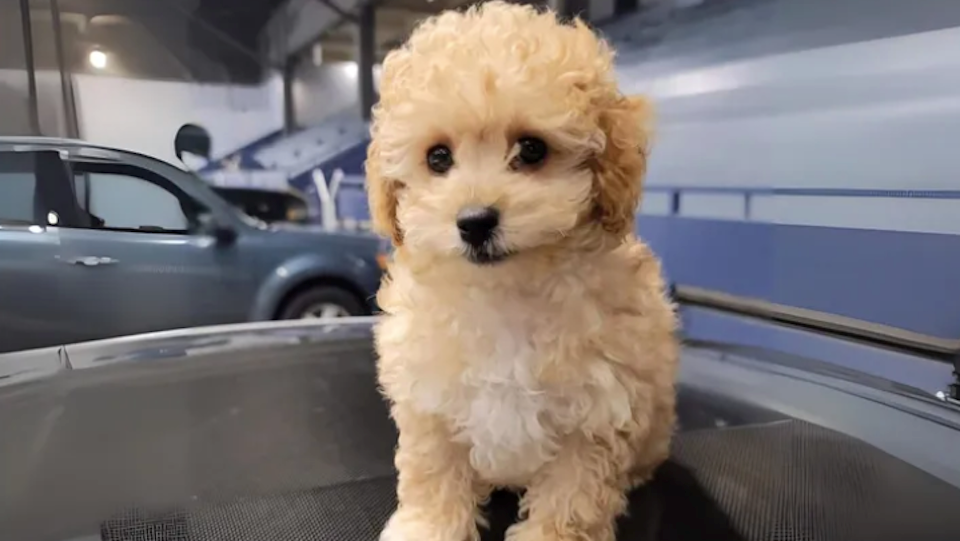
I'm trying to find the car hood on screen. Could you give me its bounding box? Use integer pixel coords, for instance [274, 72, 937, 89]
[264, 222, 384, 250]
[269, 222, 377, 239]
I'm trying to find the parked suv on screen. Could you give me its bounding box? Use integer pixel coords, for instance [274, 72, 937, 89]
[0, 138, 385, 354]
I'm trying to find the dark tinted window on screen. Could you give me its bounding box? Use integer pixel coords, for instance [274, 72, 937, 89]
[214, 187, 308, 224]
[0, 151, 39, 225]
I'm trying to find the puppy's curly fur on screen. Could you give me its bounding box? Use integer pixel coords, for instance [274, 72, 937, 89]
[366, 3, 679, 541]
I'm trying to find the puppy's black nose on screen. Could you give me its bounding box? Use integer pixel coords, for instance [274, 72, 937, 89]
[457, 206, 500, 246]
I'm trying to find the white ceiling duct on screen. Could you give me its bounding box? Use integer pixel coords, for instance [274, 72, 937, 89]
[30, 9, 89, 34]
[88, 14, 137, 27]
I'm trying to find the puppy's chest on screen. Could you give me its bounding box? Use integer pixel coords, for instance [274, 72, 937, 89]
[412, 302, 599, 483]
[433, 336, 569, 482]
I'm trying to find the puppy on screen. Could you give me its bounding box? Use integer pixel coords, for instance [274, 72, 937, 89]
[366, 3, 679, 541]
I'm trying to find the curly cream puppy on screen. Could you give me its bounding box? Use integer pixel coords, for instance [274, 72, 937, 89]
[366, 3, 678, 541]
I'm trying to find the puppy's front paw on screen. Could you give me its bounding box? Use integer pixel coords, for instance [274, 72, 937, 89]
[506, 521, 559, 541]
[506, 520, 615, 541]
[380, 509, 478, 541]
[379, 510, 423, 541]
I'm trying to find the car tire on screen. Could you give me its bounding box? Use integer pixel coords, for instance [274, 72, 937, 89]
[279, 286, 367, 320]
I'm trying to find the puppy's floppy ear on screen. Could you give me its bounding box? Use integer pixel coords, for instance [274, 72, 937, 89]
[590, 94, 653, 237]
[365, 137, 404, 246]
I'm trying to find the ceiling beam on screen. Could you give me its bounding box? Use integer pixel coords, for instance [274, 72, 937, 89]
[311, 0, 359, 23]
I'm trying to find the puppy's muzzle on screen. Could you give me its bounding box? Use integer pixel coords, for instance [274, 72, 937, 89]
[456, 206, 500, 248]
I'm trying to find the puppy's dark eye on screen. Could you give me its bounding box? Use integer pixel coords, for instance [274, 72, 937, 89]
[426, 145, 454, 174]
[512, 137, 548, 169]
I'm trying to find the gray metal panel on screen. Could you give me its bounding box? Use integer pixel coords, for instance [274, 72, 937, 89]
[681, 346, 960, 488]
[1, 328, 959, 541]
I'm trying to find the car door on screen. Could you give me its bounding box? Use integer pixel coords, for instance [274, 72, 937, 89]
[0, 149, 80, 353]
[55, 158, 253, 344]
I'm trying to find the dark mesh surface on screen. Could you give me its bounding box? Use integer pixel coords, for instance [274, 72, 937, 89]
[0, 341, 398, 541]
[2, 342, 960, 541]
[90, 421, 960, 541]
[672, 421, 960, 541]
[100, 478, 396, 541]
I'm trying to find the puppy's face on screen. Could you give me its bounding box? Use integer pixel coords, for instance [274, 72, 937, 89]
[384, 118, 597, 265]
[367, 2, 650, 265]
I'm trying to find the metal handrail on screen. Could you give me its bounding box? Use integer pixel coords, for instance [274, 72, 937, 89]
[645, 186, 960, 199]
[643, 185, 960, 219]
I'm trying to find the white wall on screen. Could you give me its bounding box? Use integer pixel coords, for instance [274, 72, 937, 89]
[627, 27, 960, 192]
[71, 61, 377, 167]
[615, 0, 960, 234]
[292, 61, 381, 128]
[73, 73, 285, 167]
[0, 61, 376, 171]
[0, 69, 72, 137]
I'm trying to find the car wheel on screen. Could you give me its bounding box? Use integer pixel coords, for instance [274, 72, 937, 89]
[279, 286, 366, 320]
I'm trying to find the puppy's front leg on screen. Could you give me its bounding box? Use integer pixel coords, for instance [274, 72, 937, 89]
[382, 403, 486, 541]
[508, 435, 630, 541]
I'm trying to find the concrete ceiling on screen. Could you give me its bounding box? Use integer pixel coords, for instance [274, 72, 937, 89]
[265, 0, 480, 66]
[1, 0, 285, 83]
[3, 0, 535, 83]
[317, 2, 464, 63]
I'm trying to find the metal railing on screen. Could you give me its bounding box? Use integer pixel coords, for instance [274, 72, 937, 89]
[644, 184, 960, 362]
[644, 186, 960, 219]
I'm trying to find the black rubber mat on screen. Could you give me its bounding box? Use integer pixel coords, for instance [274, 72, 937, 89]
[3, 342, 960, 541]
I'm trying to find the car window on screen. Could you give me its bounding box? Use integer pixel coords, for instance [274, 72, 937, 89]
[68, 162, 204, 234]
[0, 151, 39, 225]
[73, 172, 88, 210]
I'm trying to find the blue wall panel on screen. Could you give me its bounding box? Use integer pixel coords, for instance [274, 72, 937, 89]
[289, 139, 370, 223]
[289, 138, 368, 192]
[638, 215, 960, 340]
[314, 139, 368, 176]
[638, 216, 777, 300]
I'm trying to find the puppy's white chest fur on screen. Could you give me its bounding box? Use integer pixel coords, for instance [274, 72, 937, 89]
[378, 258, 643, 486]
[401, 292, 629, 485]
[452, 330, 558, 483]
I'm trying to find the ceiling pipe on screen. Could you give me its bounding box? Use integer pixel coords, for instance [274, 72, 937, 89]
[19, 0, 40, 135]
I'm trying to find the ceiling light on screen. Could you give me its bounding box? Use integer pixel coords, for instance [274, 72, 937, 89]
[89, 50, 107, 69]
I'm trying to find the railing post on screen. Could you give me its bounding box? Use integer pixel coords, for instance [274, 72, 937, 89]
[357, 2, 377, 122]
[51, 0, 79, 139]
[670, 190, 681, 216]
[283, 55, 297, 134]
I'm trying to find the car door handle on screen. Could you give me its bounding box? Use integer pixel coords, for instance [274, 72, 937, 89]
[65, 256, 119, 267]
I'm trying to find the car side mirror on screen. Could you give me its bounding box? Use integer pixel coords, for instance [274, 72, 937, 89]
[196, 213, 237, 245]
